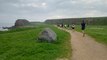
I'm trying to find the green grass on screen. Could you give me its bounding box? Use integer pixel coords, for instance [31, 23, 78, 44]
[0, 27, 35, 34]
[0, 25, 71, 60]
[76, 25, 107, 45]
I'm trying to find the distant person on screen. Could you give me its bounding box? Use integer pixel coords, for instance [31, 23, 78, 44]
[71, 24, 75, 31]
[64, 24, 67, 28]
[67, 24, 69, 28]
[61, 23, 64, 27]
[81, 20, 86, 37]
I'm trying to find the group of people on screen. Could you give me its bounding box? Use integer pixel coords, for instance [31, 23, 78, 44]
[57, 20, 86, 37]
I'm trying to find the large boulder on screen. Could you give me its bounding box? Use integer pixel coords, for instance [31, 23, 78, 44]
[15, 19, 30, 27]
[38, 28, 57, 43]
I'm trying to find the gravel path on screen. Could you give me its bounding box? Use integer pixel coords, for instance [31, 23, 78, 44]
[59, 27, 107, 60]
[69, 30, 107, 60]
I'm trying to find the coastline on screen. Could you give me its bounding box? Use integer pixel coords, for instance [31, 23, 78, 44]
[0, 23, 14, 31]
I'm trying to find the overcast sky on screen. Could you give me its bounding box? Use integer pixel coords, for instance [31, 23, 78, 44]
[0, 0, 107, 23]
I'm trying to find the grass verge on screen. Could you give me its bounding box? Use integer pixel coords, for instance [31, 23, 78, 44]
[76, 25, 107, 45]
[0, 25, 71, 60]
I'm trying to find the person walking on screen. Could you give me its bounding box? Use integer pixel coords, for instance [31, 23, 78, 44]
[81, 20, 86, 37]
[71, 24, 75, 32]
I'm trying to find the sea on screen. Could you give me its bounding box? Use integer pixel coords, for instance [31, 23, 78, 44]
[0, 23, 14, 31]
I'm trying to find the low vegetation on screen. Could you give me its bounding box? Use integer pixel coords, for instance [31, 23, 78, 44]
[45, 17, 107, 25]
[0, 25, 71, 60]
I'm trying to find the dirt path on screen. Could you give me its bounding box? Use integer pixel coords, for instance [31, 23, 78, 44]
[59, 28, 107, 60]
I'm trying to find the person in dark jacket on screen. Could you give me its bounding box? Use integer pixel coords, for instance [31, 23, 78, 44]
[81, 20, 86, 37]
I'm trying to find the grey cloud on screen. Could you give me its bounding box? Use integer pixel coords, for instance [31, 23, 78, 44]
[0, 0, 107, 23]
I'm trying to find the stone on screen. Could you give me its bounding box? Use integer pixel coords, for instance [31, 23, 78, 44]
[15, 19, 30, 27]
[38, 28, 57, 43]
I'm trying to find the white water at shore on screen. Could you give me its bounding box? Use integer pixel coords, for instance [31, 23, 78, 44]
[0, 23, 14, 31]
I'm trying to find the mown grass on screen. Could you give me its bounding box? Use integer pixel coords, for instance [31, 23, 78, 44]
[76, 25, 107, 45]
[0, 25, 71, 60]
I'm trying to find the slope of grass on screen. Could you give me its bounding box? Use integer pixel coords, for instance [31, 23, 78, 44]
[0, 25, 71, 60]
[0, 27, 35, 34]
[76, 25, 107, 45]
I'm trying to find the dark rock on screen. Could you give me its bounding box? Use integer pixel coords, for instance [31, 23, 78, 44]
[15, 19, 30, 27]
[38, 28, 57, 43]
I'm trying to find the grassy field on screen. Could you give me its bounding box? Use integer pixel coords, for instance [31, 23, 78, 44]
[76, 25, 107, 45]
[0, 25, 71, 60]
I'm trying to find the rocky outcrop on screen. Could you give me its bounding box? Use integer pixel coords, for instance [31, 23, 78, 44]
[15, 19, 30, 27]
[38, 28, 57, 43]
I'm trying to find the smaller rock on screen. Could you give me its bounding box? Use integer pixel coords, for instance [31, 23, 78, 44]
[38, 28, 57, 43]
